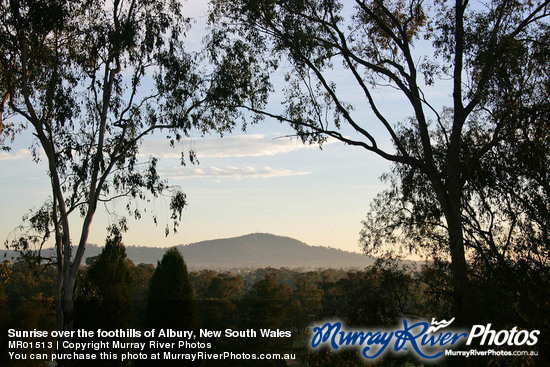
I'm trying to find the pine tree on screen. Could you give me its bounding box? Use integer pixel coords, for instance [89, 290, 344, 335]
[142, 248, 199, 365]
[88, 234, 133, 328]
[75, 233, 133, 366]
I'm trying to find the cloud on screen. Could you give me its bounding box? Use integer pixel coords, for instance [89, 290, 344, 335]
[140, 134, 333, 159]
[164, 165, 311, 181]
[0, 149, 31, 161]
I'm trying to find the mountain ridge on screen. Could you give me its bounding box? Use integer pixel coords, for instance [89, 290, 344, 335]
[1, 233, 375, 270]
[175, 233, 373, 269]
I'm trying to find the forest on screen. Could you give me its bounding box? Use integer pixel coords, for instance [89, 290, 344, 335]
[0, 233, 545, 366]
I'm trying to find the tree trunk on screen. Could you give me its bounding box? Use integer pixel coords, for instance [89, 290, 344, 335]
[446, 204, 471, 326]
[63, 275, 76, 332]
[55, 265, 64, 331]
[431, 174, 472, 326]
[55, 272, 76, 367]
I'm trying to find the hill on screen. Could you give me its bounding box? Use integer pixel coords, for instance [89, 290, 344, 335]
[1, 233, 375, 270]
[175, 233, 374, 269]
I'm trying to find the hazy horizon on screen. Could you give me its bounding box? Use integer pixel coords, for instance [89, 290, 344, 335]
[0, 233, 376, 269]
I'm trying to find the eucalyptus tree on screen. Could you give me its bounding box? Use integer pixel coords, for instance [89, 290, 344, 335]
[209, 0, 550, 324]
[1, 0, 243, 331]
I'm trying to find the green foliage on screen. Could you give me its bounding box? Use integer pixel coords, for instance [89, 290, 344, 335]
[209, 0, 550, 324]
[74, 234, 133, 366]
[0, 260, 56, 367]
[243, 272, 290, 330]
[1, 261, 545, 365]
[323, 266, 415, 326]
[1, 0, 253, 332]
[129, 262, 156, 328]
[358, 0, 549, 337]
[76, 233, 133, 331]
[145, 248, 198, 331]
[142, 248, 199, 366]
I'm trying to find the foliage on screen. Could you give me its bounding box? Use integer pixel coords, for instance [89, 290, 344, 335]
[142, 248, 199, 366]
[358, 0, 550, 335]
[1, 261, 545, 365]
[76, 232, 133, 331]
[0, 260, 56, 367]
[209, 0, 550, 324]
[145, 248, 198, 331]
[128, 262, 155, 328]
[1, 0, 245, 332]
[74, 234, 133, 366]
[243, 272, 290, 330]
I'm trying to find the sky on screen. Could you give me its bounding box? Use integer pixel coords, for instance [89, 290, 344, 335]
[0, 125, 390, 254]
[0, 1, 451, 255]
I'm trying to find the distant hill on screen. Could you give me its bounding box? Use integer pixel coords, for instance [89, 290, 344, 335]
[2, 233, 375, 270]
[175, 233, 374, 269]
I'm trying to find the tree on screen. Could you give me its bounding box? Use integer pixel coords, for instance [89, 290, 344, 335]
[128, 262, 156, 328]
[144, 247, 198, 330]
[1, 0, 242, 332]
[359, 0, 549, 332]
[0, 260, 56, 367]
[75, 232, 133, 333]
[241, 272, 292, 365]
[209, 0, 550, 324]
[73, 233, 132, 366]
[243, 272, 290, 330]
[143, 248, 198, 365]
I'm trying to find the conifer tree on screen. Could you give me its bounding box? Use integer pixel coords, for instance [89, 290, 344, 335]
[75, 232, 133, 366]
[142, 248, 199, 365]
[145, 248, 198, 330]
[80, 232, 133, 329]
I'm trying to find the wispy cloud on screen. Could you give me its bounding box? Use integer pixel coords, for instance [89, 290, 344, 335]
[140, 134, 334, 159]
[0, 149, 31, 161]
[165, 165, 311, 181]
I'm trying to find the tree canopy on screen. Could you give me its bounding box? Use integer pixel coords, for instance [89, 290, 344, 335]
[143, 248, 198, 366]
[209, 0, 550, 323]
[76, 232, 133, 331]
[1, 0, 245, 332]
[145, 247, 198, 331]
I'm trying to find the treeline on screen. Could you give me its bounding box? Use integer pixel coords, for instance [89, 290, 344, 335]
[0, 238, 546, 366]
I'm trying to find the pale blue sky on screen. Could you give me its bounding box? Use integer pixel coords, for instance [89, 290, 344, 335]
[0, 124, 390, 253]
[0, 1, 452, 254]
